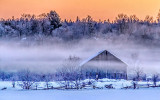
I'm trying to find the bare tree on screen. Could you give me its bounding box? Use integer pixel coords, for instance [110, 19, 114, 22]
[12, 79, 16, 88]
[0, 70, 7, 81]
[133, 66, 143, 81]
[145, 15, 154, 24]
[152, 73, 159, 87]
[131, 53, 144, 81]
[42, 73, 53, 89]
[17, 69, 35, 90]
[56, 56, 83, 89]
[157, 9, 160, 23]
[130, 66, 143, 89]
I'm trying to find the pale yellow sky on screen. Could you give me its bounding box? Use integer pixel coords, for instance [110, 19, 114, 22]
[0, 0, 160, 20]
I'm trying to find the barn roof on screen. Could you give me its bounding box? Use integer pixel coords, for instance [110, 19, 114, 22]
[79, 50, 127, 66]
[79, 50, 105, 66]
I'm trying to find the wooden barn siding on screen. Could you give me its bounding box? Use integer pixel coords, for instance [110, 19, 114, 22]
[83, 50, 128, 79]
[92, 51, 127, 72]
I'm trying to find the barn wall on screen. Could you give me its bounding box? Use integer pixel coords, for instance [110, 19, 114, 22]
[81, 50, 127, 79]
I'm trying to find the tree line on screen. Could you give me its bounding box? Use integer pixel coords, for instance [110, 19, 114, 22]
[0, 10, 160, 44]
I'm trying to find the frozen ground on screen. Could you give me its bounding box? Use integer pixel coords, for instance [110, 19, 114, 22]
[0, 80, 160, 100]
[1, 79, 159, 90]
[0, 89, 160, 100]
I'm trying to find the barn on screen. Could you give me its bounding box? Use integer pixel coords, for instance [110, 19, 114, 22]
[80, 50, 128, 80]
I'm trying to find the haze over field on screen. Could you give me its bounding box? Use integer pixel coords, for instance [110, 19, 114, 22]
[0, 39, 159, 73]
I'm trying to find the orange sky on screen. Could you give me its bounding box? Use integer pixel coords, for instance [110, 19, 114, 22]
[0, 0, 160, 21]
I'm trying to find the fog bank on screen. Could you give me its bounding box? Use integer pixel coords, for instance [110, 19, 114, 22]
[0, 39, 160, 73]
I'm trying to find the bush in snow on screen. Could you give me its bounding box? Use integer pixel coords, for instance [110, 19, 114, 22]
[17, 69, 35, 90]
[56, 56, 83, 89]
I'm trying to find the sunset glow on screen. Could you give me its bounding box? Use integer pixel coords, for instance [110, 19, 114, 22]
[0, 0, 160, 20]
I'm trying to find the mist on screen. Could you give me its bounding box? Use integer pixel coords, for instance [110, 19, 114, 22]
[0, 38, 160, 74]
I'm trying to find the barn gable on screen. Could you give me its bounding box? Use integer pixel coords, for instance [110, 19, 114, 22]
[80, 50, 127, 67]
[80, 50, 128, 79]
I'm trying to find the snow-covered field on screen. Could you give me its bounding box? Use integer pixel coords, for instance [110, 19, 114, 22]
[1, 79, 159, 90]
[0, 80, 160, 100]
[0, 89, 160, 100]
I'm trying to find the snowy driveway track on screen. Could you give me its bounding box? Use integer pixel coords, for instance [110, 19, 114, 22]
[0, 89, 160, 100]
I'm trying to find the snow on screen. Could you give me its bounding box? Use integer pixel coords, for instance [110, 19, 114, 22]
[0, 79, 160, 90]
[0, 81, 11, 89]
[0, 89, 160, 100]
[95, 79, 132, 89]
[0, 80, 160, 100]
[82, 79, 133, 89]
